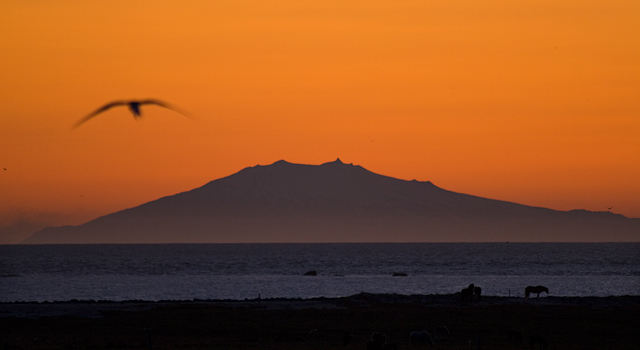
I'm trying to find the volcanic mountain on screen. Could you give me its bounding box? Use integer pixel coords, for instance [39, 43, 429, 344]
[23, 159, 639, 243]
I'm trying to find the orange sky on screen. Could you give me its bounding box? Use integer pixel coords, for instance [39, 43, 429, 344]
[1, 1, 639, 243]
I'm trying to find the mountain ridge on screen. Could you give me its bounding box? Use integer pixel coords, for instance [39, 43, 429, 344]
[23, 159, 639, 243]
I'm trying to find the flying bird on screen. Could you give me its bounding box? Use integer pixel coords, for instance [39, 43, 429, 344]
[74, 99, 189, 128]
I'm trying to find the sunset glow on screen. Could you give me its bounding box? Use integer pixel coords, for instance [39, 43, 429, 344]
[1, 0, 639, 243]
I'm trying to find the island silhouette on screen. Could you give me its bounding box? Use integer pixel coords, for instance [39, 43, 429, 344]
[23, 159, 640, 243]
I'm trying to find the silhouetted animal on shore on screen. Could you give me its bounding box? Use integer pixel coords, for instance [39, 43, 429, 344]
[410, 331, 434, 347]
[461, 283, 482, 302]
[74, 99, 189, 128]
[460, 283, 475, 302]
[507, 330, 523, 345]
[474, 286, 482, 301]
[525, 286, 549, 299]
[529, 334, 548, 350]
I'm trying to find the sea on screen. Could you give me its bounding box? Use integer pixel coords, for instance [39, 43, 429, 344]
[1, 243, 638, 302]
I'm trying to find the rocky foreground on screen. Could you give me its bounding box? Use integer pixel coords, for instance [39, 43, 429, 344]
[1, 293, 639, 349]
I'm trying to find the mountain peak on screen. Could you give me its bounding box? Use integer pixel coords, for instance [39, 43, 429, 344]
[22, 159, 640, 243]
[320, 158, 353, 167]
[266, 159, 350, 168]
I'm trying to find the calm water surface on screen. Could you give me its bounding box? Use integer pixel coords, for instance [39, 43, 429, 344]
[1, 243, 638, 302]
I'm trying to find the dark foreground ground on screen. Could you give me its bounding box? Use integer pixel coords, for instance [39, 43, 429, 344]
[1, 293, 638, 349]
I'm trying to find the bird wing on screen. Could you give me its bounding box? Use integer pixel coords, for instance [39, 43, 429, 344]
[73, 101, 129, 128]
[138, 99, 192, 118]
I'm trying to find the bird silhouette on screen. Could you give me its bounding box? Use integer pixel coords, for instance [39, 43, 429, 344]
[74, 99, 189, 128]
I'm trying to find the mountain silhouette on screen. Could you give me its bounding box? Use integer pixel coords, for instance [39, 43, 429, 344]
[23, 159, 640, 243]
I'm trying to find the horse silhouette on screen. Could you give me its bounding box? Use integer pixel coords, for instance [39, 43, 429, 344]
[460, 284, 475, 302]
[525, 286, 549, 299]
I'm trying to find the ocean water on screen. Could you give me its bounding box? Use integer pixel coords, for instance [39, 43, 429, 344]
[1, 243, 638, 302]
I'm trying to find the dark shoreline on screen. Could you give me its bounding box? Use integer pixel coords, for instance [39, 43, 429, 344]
[2, 293, 639, 349]
[2, 293, 640, 321]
